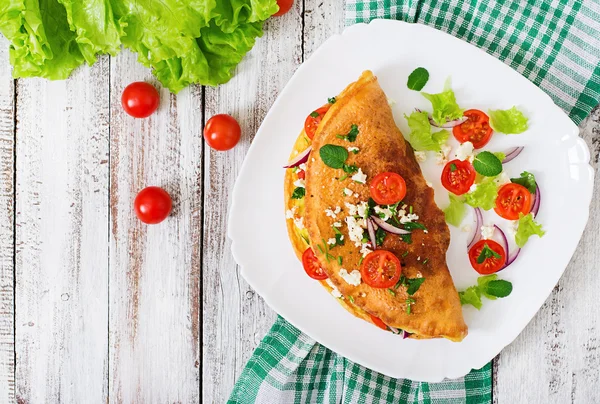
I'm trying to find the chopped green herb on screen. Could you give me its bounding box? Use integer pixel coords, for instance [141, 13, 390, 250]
[358, 256, 364, 266]
[403, 221, 427, 231]
[422, 258, 429, 265]
[409, 205, 413, 214]
[375, 227, 386, 247]
[309, 111, 320, 118]
[406, 278, 425, 295]
[291, 187, 305, 199]
[450, 163, 457, 172]
[400, 233, 412, 244]
[339, 174, 349, 181]
[388, 289, 396, 297]
[317, 244, 324, 254]
[328, 97, 336, 104]
[407, 67, 430, 91]
[476, 243, 501, 264]
[401, 251, 409, 258]
[511, 171, 537, 194]
[348, 295, 355, 303]
[337, 256, 342, 265]
[342, 163, 358, 174]
[405, 298, 415, 314]
[334, 233, 344, 246]
[291, 166, 299, 173]
[473, 151, 503, 177]
[300, 233, 310, 245]
[336, 124, 359, 142]
[332, 226, 342, 235]
[350, 148, 359, 154]
[319, 144, 348, 169]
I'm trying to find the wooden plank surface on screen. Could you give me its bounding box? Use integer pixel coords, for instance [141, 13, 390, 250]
[0, 36, 15, 403]
[108, 50, 202, 403]
[14, 58, 110, 402]
[494, 106, 600, 404]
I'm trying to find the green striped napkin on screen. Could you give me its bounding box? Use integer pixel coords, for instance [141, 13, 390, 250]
[229, 1, 600, 403]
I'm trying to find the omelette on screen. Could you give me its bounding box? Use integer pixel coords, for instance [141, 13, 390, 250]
[284, 71, 467, 341]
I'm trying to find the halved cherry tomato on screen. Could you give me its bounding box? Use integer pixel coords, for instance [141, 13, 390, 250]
[369, 172, 407, 205]
[468, 239, 506, 274]
[494, 183, 532, 220]
[360, 250, 402, 289]
[304, 105, 330, 139]
[273, 0, 294, 16]
[297, 169, 305, 180]
[453, 109, 493, 149]
[369, 314, 388, 330]
[441, 159, 476, 195]
[302, 248, 328, 280]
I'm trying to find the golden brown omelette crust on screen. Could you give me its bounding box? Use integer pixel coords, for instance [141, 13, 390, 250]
[304, 71, 468, 341]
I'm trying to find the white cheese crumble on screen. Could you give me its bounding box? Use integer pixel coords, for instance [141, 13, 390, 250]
[399, 213, 419, 224]
[481, 225, 495, 240]
[494, 171, 510, 186]
[325, 208, 337, 218]
[360, 292, 367, 297]
[506, 220, 518, 237]
[348, 146, 360, 153]
[293, 216, 304, 230]
[344, 202, 358, 216]
[327, 238, 337, 246]
[285, 206, 297, 219]
[455, 141, 474, 162]
[417, 256, 421, 261]
[360, 243, 372, 257]
[352, 168, 367, 184]
[345, 216, 366, 247]
[437, 144, 452, 165]
[354, 193, 359, 198]
[333, 221, 342, 228]
[325, 279, 343, 299]
[414, 151, 427, 162]
[469, 183, 478, 193]
[339, 269, 361, 286]
[374, 206, 393, 221]
[293, 178, 306, 188]
[357, 201, 369, 218]
[298, 163, 307, 171]
[343, 188, 353, 196]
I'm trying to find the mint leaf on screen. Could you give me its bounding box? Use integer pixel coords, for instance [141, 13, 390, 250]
[319, 144, 348, 169]
[461, 274, 512, 308]
[476, 243, 501, 264]
[407, 67, 429, 91]
[336, 124, 359, 142]
[485, 280, 513, 298]
[291, 187, 305, 199]
[511, 171, 537, 194]
[473, 151, 503, 177]
[328, 97, 336, 104]
[406, 277, 425, 295]
[488, 106, 528, 134]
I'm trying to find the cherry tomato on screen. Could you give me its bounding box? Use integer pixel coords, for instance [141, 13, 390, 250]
[494, 183, 532, 220]
[453, 109, 493, 149]
[360, 250, 402, 289]
[121, 82, 160, 118]
[204, 114, 241, 151]
[302, 248, 328, 280]
[441, 159, 476, 195]
[297, 169, 305, 180]
[369, 314, 388, 330]
[468, 239, 506, 274]
[134, 186, 172, 224]
[304, 105, 330, 139]
[273, 0, 294, 16]
[369, 172, 407, 205]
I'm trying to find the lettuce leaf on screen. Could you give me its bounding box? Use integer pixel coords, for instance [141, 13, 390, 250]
[464, 176, 499, 211]
[0, 0, 278, 90]
[488, 106, 529, 134]
[404, 111, 449, 152]
[459, 286, 482, 309]
[444, 194, 467, 227]
[459, 274, 513, 309]
[515, 213, 545, 248]
[421, 87, 464, 125]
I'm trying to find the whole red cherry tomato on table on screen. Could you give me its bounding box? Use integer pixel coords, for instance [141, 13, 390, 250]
[273, 0, 294, 16]
[121, 82, 160, 118]
[204, 114, 241, 151]
[134, 186, 172, 224]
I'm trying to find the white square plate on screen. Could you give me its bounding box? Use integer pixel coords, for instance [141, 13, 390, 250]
[228, 20, 594, 381]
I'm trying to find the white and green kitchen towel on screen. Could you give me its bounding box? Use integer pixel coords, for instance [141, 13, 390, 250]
[229, 1, 600, 403]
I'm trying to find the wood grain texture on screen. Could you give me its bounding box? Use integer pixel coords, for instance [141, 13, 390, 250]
[201, 2, 343, 402]
[108, 49, 202, 403]
[494, 106, 600, 404]
[14, 58, 110, 402]
[0, 36, 15, 403]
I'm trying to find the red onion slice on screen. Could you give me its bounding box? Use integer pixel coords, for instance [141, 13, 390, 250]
[402, 331, 412, 339]
[414, 108, 467, 128]
[506, 247, 521, 266]
[283, 146, 312, 168]
[367, 218, 377, 250]
[531, 183, 541, 216]
[467, 208, 483, 250]
[502, 146, 524, 163]
[493, 224, 510, 270]
[387, 325, 401, 334]
[370, 216, 411, 235]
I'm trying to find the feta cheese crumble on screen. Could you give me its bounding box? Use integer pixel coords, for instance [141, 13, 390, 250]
[325, 206, 341, 218]
[343, 188, 353, 196]
[414, 151, 427, 162]
[293, 178, 305, 188]
[360, 243, 372, 257]
[357, 201, 369, 218]
[325, 279, 343, 299]
[481, 225, 495, 240]
[348, 146, 360, 153]
[339, 269, 362, 286]
[455, 141, 474, 162]
[469, 183, 478, 193]
[374, 206, 393, 221]
[333, 221, 342, 228]
[507, 220, 518, 237]
[494, 171, 510, 186]
[298, 163, 307, 171]
[437, 144, 452, 165]
[352, 168, 367, 184]
[327, 238, 337, 245]
[399, 213, 419, 224]
[345, 216, 366, 247]
[461, 224, 472, 233]
[344, 202, 358, 216]
[285, 206, 297, 219]
[293, 217, 304, 230]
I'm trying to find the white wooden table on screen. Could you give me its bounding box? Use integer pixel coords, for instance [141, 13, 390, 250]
[0, 4, 598, 403]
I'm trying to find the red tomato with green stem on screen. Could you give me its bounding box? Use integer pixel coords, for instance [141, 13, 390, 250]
[121, 82, 160, 118]
[468, 239, 506, 274]
[441, 159, 476, 195]
[134, 186, 172, 224]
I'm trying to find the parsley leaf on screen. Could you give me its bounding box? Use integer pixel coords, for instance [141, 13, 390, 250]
[473, 151, 503, 177]
[476, 243, 501, 264]
[342, 164, 358, 174]
[405, 298, 415, 314]
[336, 124, 359, 142]
[399, 233, 412, 244]
[375, 227, 386, 247]
[334, 233, 344, 246]
[348, 295, 355, 303]
[319, 144, 348, 169]
[309, 111, 320, 118]
[388, 289, 396, 297]
[291, 187, 305, 199]
[511, 171, 537, 194]
[328, 97, 336, 104]
[403, 222, 427, 231]
[450, 163, 457, 172]
[406, 277, 425, 295]
[407, 67, 429, 91]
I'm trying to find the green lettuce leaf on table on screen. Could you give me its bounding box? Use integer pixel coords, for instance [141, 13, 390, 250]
[0, 0, 278, 91]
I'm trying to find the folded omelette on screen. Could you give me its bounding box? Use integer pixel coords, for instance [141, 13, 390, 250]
[284, 71, 467, 341]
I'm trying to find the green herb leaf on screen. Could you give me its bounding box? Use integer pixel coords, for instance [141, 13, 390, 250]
[309, 111, 320, 118]
[407, 67, 430, 91]
[337, 256, 342, 265]
[476, 243, 501, 264]
[401, 251, 409, 258]
[403, 222, 427, 231]
[422, 258, 429, 265]
[421, 87, 464, 125]
[459, 286, 483, 309]
[511, 171, 537, 194]
[444, 194, 467, 227]
[387, 289, 396, 297]
[375, 227, 386, 247]
[515, 213, 545, 248]
[493, 152, 506, 162]
[334, 233, 345, 246]
[328, 97, 336, 104]
[319, 144, 348, 169]
[404, 111, 450, 152]
[400, 233, 412, 244]
[342, 164, 358, 174]
[406, 278, 425, 295]
[460, 274, 513, 309]
[473, 151, 503, 177]
[488, 106, 528, 134]
[405, 298, 415, 314]
[291, 187, 305, 199]
[450, 163, 457, 172]
[336, 124, 359, 142]
[348, 295, 355, 303]
[465, 176, 499, 210]
[485, 280, 513, 298]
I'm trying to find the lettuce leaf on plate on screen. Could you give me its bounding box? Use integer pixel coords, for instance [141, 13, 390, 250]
[421, 85, 464, 126]
[488, 106, 529, 134]
[464, 176, 499, 211]
[404, 110, 449, 152]
[515, 213, 545, 247]
[444, 194, 467, 227]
